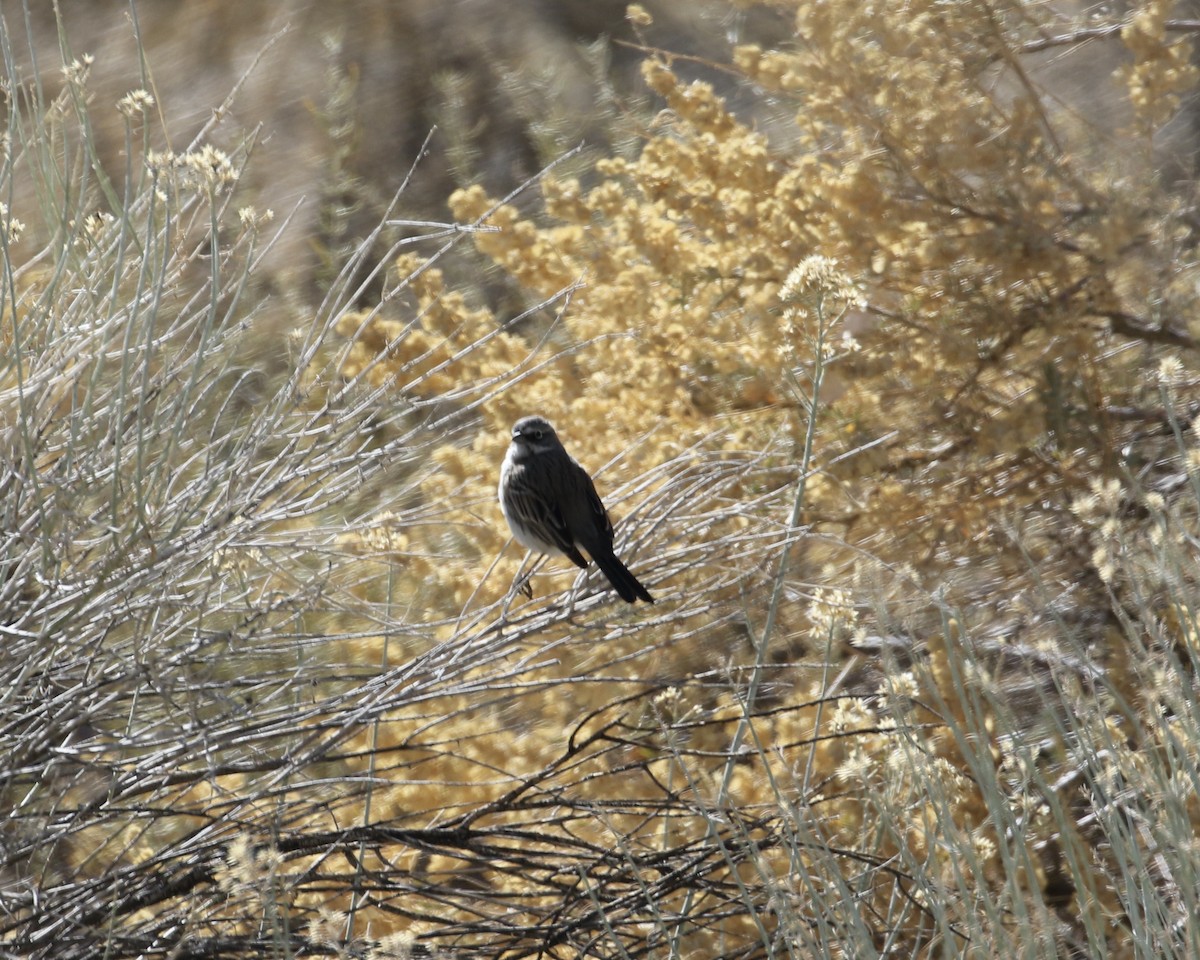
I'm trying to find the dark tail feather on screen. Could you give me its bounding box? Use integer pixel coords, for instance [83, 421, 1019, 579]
[592, 550, 654, 604]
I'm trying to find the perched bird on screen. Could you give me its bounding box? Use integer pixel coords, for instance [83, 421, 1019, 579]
[499, 415, 653, 604]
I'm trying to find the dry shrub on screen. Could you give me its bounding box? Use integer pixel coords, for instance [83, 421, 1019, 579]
[7, 2, 1200, 958]
[324, 0, 1200, 954]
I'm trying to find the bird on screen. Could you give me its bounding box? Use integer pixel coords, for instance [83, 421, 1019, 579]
[498, 415, 653, 604]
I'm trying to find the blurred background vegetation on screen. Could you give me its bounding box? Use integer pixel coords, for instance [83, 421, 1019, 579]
[3, 1, 1200, 957]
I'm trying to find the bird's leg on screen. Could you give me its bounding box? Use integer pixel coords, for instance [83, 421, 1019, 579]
[515, 551, 539, 599]
[502, 550, 529, 618]
[502, 551, 538, 620]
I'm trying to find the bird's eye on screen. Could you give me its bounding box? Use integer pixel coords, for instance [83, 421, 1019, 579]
[529, 429, 542, 440]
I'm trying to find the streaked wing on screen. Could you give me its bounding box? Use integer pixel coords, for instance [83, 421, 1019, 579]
[507, 465, 575, 554]
[581, 472, 615, 543]
[551, 456, 615, 552]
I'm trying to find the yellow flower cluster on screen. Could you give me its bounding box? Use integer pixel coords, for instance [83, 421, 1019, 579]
[1120, 0, 1200, 133]
[321, 4, 1200, 946]
[336, 253, 527, 396]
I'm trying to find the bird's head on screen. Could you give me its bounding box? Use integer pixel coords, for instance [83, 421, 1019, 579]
[510, 415, 561, 453]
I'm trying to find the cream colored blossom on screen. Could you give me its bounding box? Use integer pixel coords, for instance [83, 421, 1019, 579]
[780, 256, 865, 309]
[116, 88, 155, 116]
